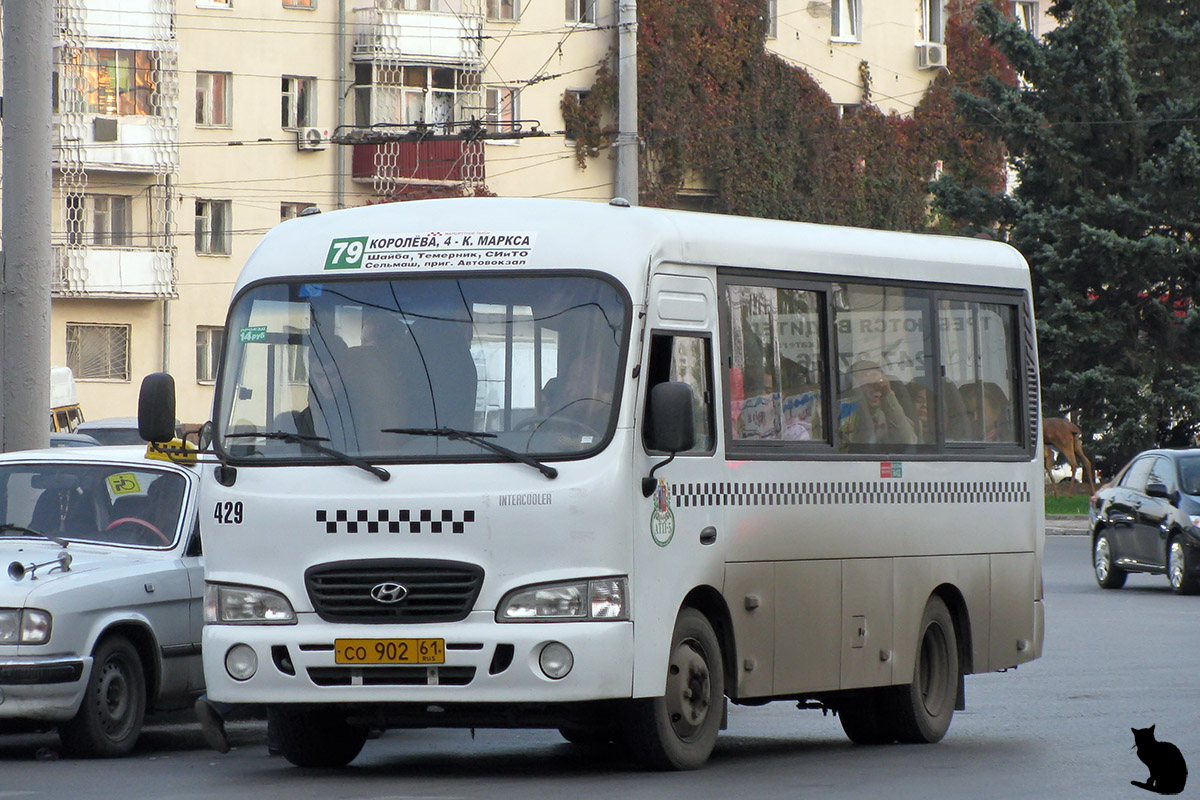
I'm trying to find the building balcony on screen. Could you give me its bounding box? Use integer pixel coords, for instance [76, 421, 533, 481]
[54, 115, 179, 174]
[351, 6, 482, 66]
[53, 246, 177, 299]
[351, 139, 483, 185]
[58, 0, 175, 43]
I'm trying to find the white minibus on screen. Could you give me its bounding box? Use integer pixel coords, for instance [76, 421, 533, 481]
[139, 198, 1044, 770]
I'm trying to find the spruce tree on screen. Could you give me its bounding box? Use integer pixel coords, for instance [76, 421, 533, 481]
[937, 0, 1200, 473]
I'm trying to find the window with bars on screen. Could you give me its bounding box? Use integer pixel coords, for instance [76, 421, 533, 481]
[65, 194, 133, 246]
[196, 326, 225, 383]
[196, 71, 231, 126]
[195, 199, 232, 255]
[67, 324, 130, 381]
[282, 75, 317, 130]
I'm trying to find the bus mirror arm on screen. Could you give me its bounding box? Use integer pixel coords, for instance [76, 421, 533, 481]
[642, 453, 676, 497]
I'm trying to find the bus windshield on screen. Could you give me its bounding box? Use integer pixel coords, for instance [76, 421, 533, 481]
[215, 274, 629, 463]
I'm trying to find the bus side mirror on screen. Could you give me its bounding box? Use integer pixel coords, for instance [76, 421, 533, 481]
[647, 381, 696, 454]
[138, 372, 178, 443]
[642, 382, 695, 497]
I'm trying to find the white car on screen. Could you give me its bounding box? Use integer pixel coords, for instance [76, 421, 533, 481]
[0, 446, 203, 757]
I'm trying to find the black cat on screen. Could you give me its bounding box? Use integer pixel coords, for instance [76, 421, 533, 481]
[1131, 725, 1188, 795]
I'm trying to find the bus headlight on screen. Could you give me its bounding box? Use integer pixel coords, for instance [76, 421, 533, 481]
[0, 608, 51, 644]
[205, 584, 296, 624]
[497, 578, 628, 622]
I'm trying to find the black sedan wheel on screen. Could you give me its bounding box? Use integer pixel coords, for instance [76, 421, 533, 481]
[1093, 532, 1127, 589]
[1167, 536, 1199, 595]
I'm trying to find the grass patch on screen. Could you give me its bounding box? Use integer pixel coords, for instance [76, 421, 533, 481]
[1045, 492, 1090, 516]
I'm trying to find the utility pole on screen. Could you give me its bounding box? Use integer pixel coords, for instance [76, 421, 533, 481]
[615, 0, 638, 205]
[1, 0, 54, 452]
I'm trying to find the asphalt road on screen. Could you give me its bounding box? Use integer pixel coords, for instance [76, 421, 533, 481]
[2, 528, 1194, 800]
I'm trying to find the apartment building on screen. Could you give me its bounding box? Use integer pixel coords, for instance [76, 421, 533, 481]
[0, 0, 1051, 425]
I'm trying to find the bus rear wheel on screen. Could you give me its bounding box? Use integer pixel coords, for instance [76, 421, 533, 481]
[837, 688, 896, 745]
[621, 608, 724, 770]
[272, 706, 368, 767]
[886, 595, 958, 744]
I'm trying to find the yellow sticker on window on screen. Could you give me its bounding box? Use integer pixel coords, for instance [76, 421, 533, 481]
[107, 473, 142, 496]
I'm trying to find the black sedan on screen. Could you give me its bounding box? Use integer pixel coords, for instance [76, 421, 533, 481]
[1089, 448, 1200, 594]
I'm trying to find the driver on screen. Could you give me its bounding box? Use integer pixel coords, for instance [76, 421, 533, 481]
[540, 348, 615, 434]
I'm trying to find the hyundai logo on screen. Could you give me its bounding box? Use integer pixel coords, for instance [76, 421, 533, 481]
[370, 582, 409, 604]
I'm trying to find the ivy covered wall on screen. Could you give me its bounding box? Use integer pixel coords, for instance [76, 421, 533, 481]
[564, 0, 1015, 231]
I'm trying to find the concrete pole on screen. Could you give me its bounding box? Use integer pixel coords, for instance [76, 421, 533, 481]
[1, 0, 54, 452]
[615, 0, 638, 205]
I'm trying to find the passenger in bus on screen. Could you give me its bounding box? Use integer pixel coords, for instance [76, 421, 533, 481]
[839, 360, 917, 447]
[960, 381, 1012, 442]
[906, 381, 935, 443]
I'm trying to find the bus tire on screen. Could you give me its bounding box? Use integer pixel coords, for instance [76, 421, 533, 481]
[837, 689, 896, 745]
[59, 635, 146, 758]
[621, 608, 724, 770]
[887, 595, 958, 744]
[272, 706, 368, 767]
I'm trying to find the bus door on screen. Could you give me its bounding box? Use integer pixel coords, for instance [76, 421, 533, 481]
[632, 268, 726, 697]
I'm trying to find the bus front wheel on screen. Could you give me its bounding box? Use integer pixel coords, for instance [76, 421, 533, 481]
[886, 595, 958, 744]
[621, 608, 725, 770]
[272, 706, 368, 767]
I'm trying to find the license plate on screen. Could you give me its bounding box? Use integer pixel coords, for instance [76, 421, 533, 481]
[334, 638, 445, 665]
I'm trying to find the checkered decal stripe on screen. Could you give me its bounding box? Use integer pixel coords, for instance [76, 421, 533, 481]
[671, 481, 1031, 508]
[316, 509, 476, 534]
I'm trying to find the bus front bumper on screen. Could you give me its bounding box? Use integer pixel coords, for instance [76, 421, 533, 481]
[202, 610, 635, 706]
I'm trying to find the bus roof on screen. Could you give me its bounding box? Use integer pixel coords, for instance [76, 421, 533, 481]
[237, 198, 1030, 296]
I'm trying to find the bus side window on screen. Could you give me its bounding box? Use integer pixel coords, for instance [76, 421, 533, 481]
[643, 334, 714, 453]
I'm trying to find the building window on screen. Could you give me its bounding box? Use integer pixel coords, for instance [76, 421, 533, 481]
[281, 202, 316, 221]
[195, 199, 231, 255]
[765, 0, 777, 39]
[356, 65, 473, 129]
[923, 0, 945, 44]
[566, 0, 595, 25]
[67, 323, 130, 382]
[196, 72, 231, 126]
[61, 48, 158, 116]
[90, 195, 132, 246]
[197, 0, 232, 7]
[832, 0, 860, 41]
[1012, 1, 1037, 35]
[65, 194, 133, 246]
[283, 0, 315, 7]
[563, 89, 589, 142]
[282, 75, 317, 130]
[487, 0, 517, 20]
[196, 326, 225, 383]
[486, 87, 518, 134]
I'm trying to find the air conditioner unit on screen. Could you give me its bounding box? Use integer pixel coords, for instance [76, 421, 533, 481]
[297, 127, 329, 151]
[918, 42, 948, 70]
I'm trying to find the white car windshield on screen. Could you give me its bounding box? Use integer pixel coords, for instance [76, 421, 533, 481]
[215, 274, 629, 462]
[0, 464, 186, 548]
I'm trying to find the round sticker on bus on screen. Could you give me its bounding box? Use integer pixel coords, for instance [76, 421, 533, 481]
[650, 478, 674, 547]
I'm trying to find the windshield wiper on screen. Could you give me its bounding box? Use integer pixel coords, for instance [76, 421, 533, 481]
[225, 431, 390, 481]
[383, 427, 558, 480]
[0, 523, 69, 548]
